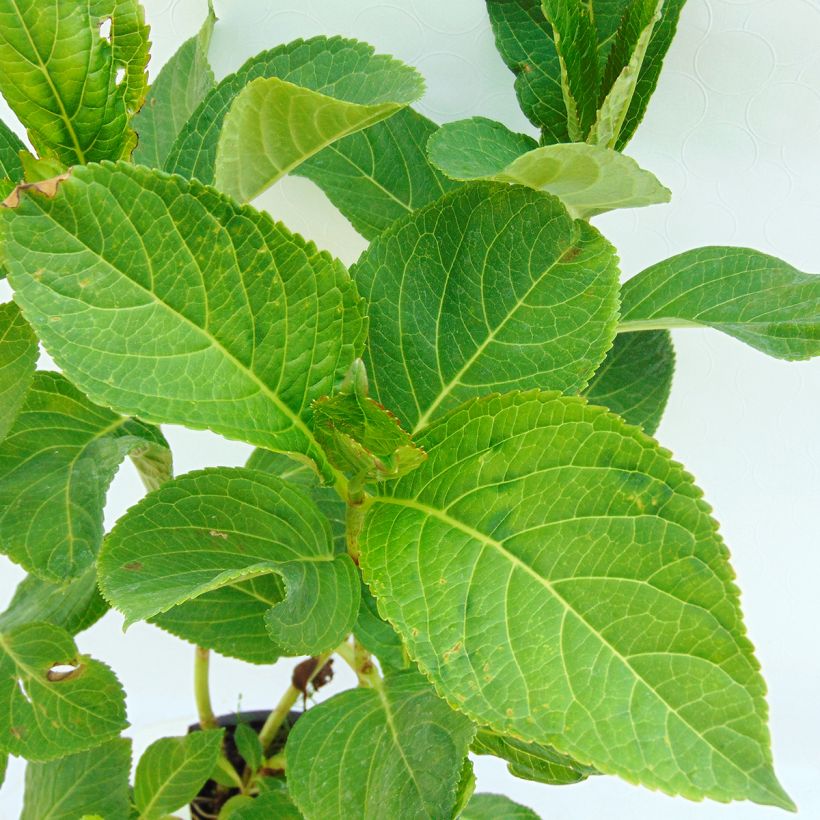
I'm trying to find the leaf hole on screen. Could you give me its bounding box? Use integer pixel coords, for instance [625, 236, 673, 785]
[115, 65, 126, 86]
[47, 662, 82, 682]
[99, 17, 112, 42]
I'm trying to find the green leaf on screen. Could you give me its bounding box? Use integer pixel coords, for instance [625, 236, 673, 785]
[0, 622, 127, 760]
[452, 757, 476, 818]
[0, 301, 37, 441]
[287, 671, 475, 820]
[541, 0, 600, 139]
[0, 750, 6, 787]
[472, 728, 594, 786]
[0, 371, 171, 580]
[619, 247, 820, 361]
[234, 722, 263, 773]
[99, 468, 359, 654]
[20, 153, 67, 183]
[0, 0, 150, 164]
[352, 182, 619, 433]
[294, 108, 460, 240]
[214, 52, 424, 202]
[485, 0, 569, 143]
[0, 117, 25, 181]
[134, 729, 224, 819]
[0, 567, 108, 635]
[355, 581, 406, 672]
[21, 737, 131, 820]
[427, 117, 669, 218]
[583, 330, 674, 434]
[461, 793, 540, 820]
[221, 782, 303, 819]
[132, 4, 215, 169]
[1, 162, 366, 482]
[361, 391, 793, 809]
[589, 0, 663, 147]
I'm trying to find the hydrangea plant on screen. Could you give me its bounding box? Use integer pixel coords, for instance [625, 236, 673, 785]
[0, 0, 817, 817]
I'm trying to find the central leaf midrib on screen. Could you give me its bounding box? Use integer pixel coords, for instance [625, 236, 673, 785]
[373, 495, 778, 799]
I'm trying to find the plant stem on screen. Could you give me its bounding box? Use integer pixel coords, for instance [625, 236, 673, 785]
[336, 638, 383, 689]
[194, 646, 217, 729]
[257, 650, 333, 753]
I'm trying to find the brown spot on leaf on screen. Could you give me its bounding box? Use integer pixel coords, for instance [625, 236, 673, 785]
[2, 172, 72, 208]
[124, 561, 142, 571]
[209, 530, 229, 539]
[561, 246, 582, 262]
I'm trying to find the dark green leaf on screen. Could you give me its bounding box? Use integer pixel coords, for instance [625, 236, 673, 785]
[0, 301, 37, 441]
[0, 117, 25, 181]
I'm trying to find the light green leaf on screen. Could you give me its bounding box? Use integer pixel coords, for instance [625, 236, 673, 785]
[132, 3, 216, 168]
[584, 330, 675, 434]
[287, 671, 475, 820]
[0, 117, 25, 181]
[99, 468, 359, 654]
[0, 622, 127, 760]
[234, 722, 263, 773]
[619, 247, 820, 360]
[0, 301, 37, 440]
[1, 162, 366, 482]
[352, 182, 619, 433]
[427, 117, 670, 218]
[134, 729, 224, 820]
[485, 0, 569, 143]
[20, 153, 67, 183]
[214, 53, 424, 202]
[541, 0, 600, 139]
[355, 581, 406, 672]
[0, 0, 150, 164]
[472, 728, 594, 786]
[461, 793, 540, 820]
[452, 757, 476, 819]
[21, 737, 131, 820]
[589, 0, 663, 147]
[0, 372, 171, 580]
[294, 108, 460, 240]
[361, 391, 793, 809]
[0, 567, 107, 635]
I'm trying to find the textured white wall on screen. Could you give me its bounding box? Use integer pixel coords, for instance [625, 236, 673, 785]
[1, 1, 819, 817]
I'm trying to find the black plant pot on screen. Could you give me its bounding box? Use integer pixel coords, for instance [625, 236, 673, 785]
[188, 709, 300, 819]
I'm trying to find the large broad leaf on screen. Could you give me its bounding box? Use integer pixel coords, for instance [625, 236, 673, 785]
[352, 182, 619, 433]
[584, 330, 674, 434]
[472, 728, 594, 786]
[461, 793, 540, 820]
[0, 301, 37, 440]
[0, 117, 25, 182]
[485, 0, 568, 143]
[0, 0, 150, 164]
[1, 162, 366, 482]
[287, 671, 474, 819]
[0, 622, 127, 760]
[132, 3, 216, 168]
[360, 391, 793, 809]
[134, 730, 224, 820]
[619, 247, 820, 361]
[294, 108, 461, 240]
[0, 371, 171, 580]
[21, 737, 131, 820]
[99, 468, 359, 655]
[427, 117, 669, 218]
[0, 567, 107, 636]
[167, 36, 419, 189]
[214, 47, 424, 202]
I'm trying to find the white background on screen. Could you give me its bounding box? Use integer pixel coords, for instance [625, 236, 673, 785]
[1, 0, 819, 817]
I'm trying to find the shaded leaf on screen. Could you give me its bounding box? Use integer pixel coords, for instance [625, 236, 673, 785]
[295, 108, 460, 240]
[583, 330, 674, 434]
[472, 728, 594, 786]
[0, 0, 150, 164]
[452, 757, 476, 818]
[461, 793, 540, 819]
[0, 372, 170, 580]
[0, 622, 127, 760]
[221, 781, 303, 819]
[234, 722, 263, 773]
[132, 3, 216, 168]
[287, 671, 474, 819]
[355, 581, 406, 672]
[99, 468, 359, 655]
[0, 567, 107, 635]
[214, 49, 424, 202]
[0, 301, 37, 440]
[134, 730, 224, 819]
[21, 738, 131, 820]
[1, 162, 366, 482]
[619, 247, 820, 360]
[361, 391, 793, 809]
[427, 117, 669, 218]
[352, 182, 619, 433]
[0, 117, 25, 181]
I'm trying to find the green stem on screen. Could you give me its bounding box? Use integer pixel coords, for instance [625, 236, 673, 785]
[336, 638, 383, 689]
[194, 646, 217, 729]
